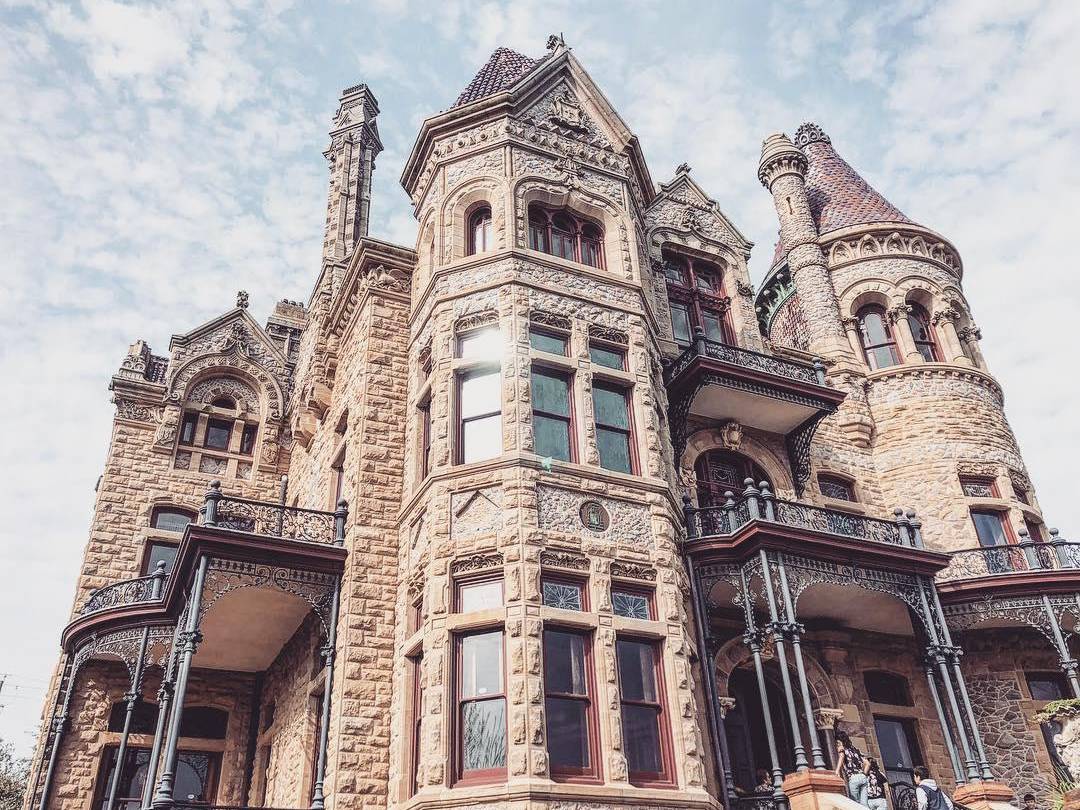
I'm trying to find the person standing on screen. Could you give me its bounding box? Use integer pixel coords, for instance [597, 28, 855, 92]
[914, 766, 955, 810]
[835, 730, 869, 807]
[863, 757, 889, 810]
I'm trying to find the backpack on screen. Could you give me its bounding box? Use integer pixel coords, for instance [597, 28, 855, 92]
[919, 784, 950, 810]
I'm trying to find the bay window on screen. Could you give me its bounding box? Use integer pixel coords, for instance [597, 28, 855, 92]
[663, 252, 733, 347]
[593, 383, 634, 474]
[456, 630, 506, 781]
[457, 369, 501, 464]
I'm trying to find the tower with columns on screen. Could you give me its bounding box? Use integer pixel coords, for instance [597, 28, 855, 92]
[23, 40, 1077, 810]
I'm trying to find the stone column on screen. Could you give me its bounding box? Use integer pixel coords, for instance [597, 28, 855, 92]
[957, 324, 986, 369]
[757, 133, 853, 362]
[841, 317, 864, 362]
[889, 303, 921, 362]
[933, 310, 969, 365]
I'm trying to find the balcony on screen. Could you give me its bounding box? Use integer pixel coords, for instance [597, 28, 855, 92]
[682, 481, 949, 576]
[936, 534, 1080, 605]
[664, 330, 846, 494]
[62, 481, 347, 650]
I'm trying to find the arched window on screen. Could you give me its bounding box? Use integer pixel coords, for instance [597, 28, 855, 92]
[526, 204, 605, 269]
[468, 206, 492, 255]
[211, 396, 236, 409]
[694, 450, 770, 508]
[856, 305, 900, 370]
[663, 251, 734, 347]
[906, 304, 940, 362]
[151, 506, 196, 533]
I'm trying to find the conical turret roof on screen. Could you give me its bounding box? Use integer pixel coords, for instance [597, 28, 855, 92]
[452, 47, 541, 108]
[794, 123, 915, 235]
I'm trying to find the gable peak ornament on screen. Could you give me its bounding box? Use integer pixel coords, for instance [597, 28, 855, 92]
[546, 33, 566, 51]
[236, 290, 249, 310]
[676, 162, 692, 176]
[551, 88, 586, 131]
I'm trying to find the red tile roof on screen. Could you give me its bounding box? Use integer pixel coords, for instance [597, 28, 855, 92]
[453, 48, 540, 108]
[794, 123, 915, 235]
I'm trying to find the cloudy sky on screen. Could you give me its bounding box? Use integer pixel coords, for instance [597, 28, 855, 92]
[2, 0, 1078, 756]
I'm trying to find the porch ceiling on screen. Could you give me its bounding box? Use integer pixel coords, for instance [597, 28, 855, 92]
[194, 588, 311, 671]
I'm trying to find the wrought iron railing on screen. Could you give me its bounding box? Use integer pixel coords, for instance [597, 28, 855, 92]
[79, 562, 168, 616]
[938, 533, 1079, 581]
[204, 480, 347, 546]
[684, 480, 922, 548]
[664, 330, 827, 387]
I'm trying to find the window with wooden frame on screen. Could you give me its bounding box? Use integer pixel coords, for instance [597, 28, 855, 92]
[970, 508, 1011, 549]
[616, 637, 672, 785]
[1024, 517, 1046, 543]
[588, 339, 626, 370]
[456, 325, 501, 361]
[592, 382, 634, 474]
[142, 540, 178, 575]
[543, 628, 600, 780]
[818, 474, 856, 502]
[906, 303, 940, 362]
[456, 368, 501, 464]
[408, 653, 424, 796]
[204, 418, 232, 450]
[527, 204, 605, 269]
[863, 671, 913, 706]
[455, 575, 504, 613]
[151, 506, 196, 533]
[694, 450, 769, 508]
[542, 577, 587, 611]
[175, 390, 260, 477]
[662, 251, 734, 347]
[179, 412, 198, 445]
[529, 326, 569, 356]
[455, 630, 507, 783]
[531, 368, 574, 463]
[611, 586, 654, 620]
[468, 205, 493, 255]
[856, 305, 901, 370]
[960, 476, 998, 498]
[417, 396, 433, 479]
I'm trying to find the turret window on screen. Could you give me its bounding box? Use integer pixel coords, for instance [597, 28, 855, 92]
[856, 305, 900, 370]
[527, 204, 605, 269]
[906, 304, 940, 362]
[468, 206, 492, 255]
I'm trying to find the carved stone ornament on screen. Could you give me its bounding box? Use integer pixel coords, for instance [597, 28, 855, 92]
[363, 263, 410, 294]
[530, 310, 572, 332]
[610, 560, 657, 582]
[115, 398, 155, 423]
[793, 122, 831, 148]
[579, 500, 610, 532]
[887, 303, 912, 324]
[546, 33, 565, 51]
[539, 550, 590, 571]
[450, 551, 504, 575]
[588, 323, 628, 346]
[154, 405, 181, 449]
[675, 162, 692, 175]
[550, 89, 587, 131]
[454, 311, 498, 333]
[736, 280, 755, 297]
[720, 420, 743, 451]
[957, 460, 1000, 479]
[680, 209, 701, 230]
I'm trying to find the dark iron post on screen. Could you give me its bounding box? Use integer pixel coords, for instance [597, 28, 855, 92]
[693, 326, 707, 357]
[36, 676, 76, 810]
[923, 660, 965, 784]
[153, 555, 210, 809]
[894, 508, 911, 545]
[682, 493, 697, 540]
[723, 491, 737, 534]
[1041, 595, 1080, 697]
[276, 474, 288, 537]
[310, 575, 342, 809]
[743, 478, 761, 521]
[777, 557, 826, 769]
[759, 480, 777, 522]
[740, 564, 785, 800]
[813, 358, 827, 386]
[106, 625, 151, 810]
[907, 510, 924, 549]
[141, 620, 185, 809]
[759, 550, 808, 772]
[203, 480, 222, 526]
[335, 499, 349, 546]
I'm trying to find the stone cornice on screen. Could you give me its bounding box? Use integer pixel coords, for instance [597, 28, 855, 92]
[326, 237, 416, 341]
[820, 223, 963, 280]
[865, 362, 1002, 401]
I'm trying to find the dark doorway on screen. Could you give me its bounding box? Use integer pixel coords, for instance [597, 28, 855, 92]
[725, 667, 797, 792]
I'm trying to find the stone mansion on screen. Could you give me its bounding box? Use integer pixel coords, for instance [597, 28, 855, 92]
[25, 36, 1078, 810]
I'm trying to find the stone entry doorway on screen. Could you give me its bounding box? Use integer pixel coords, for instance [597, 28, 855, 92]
[725, 665, 804, 791]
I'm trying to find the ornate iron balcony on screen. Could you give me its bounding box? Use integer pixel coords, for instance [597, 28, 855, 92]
[79, 562, 167, 616]
[683, 480, 923, 548]
[664, 334, 827, 387]
[204, 480, 347, 546]
[938, 533, 1078, 581]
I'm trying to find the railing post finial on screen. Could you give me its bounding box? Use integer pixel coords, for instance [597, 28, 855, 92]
[682, 492, 698, 540]
[151, 560, 168, 599]
[894, 508, 911, 545]
[693, 326, 707, 357]
[812, 357, 827, 386]
[759, 480, 776, 521]
[906, 508, 923, 548]
[334, 499, 349, 546]
[743, 477, 761, 520]
[203, 479, 222, 526]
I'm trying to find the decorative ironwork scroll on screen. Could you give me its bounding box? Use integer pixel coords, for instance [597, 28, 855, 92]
[80, 575, 161, 616]
[215, 496, 338, 545]
[943, 593, 1077, 645]
[200, 559, 338, 634]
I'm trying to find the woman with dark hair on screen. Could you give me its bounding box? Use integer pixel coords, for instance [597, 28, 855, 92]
[863, 756, 889, 810]
[834, 730, 869, 807]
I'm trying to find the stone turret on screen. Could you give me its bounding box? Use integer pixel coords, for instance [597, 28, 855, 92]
[322, 83, 382, 262]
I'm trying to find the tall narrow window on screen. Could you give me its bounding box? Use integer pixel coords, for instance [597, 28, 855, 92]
[663, 252, 733, 347]
[204, 418, 232, 451]
[457, 631, 506, 781]
[544, 629, 597, 779]
[409, 654, 424, 796]
[239, 423, 258, 455]
[179, 413, 198, 445]
[418, 398, 433, 479]
[458, 369, 501, 463]
[669, 302, 692, 348]
[532, 369, 573, 462]
[906, 304, 940, 362]
[580, 223, 604, 269]
[857, 305, 901, 370]
[468, 206, 492, 255]
[616, 638, 670, 785]
[593, 383, 633, 474]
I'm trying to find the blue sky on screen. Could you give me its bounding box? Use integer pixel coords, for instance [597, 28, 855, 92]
[1, 0, 1078, 756]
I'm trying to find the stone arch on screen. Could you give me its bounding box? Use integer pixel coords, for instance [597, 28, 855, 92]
[514, 176, 634, 279]
[840, 278, 895, 319]
[681, 426, 795, 500]
[712, 635, 838, 710]
[896, 276, 941, 313]
[443, 176, 511, 262]
[168, 352, 286, 422]
[185, 375, 261, 418]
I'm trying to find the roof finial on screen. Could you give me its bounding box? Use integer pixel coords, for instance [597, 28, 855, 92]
[236, 290, 249, 310]
[793, 122, 830, 148]
[546, 33, 566, 51]
[676, 162, 691, 176]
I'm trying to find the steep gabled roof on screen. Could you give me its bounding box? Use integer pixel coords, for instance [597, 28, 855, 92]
[794, 123, 916, 235]
[453, 48, 541, 108]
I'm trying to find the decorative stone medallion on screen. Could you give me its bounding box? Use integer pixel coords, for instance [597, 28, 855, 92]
[579, 500, 610, 532]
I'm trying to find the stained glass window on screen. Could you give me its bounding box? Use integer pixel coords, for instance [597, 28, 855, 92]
[542, 580, 583, 611]
[612, 590, 651, 620]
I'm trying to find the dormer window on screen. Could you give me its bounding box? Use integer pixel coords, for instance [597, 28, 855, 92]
[527, 204, 605, 269]
[663, 251, 733, 347]
[468, 206, 492, 255]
